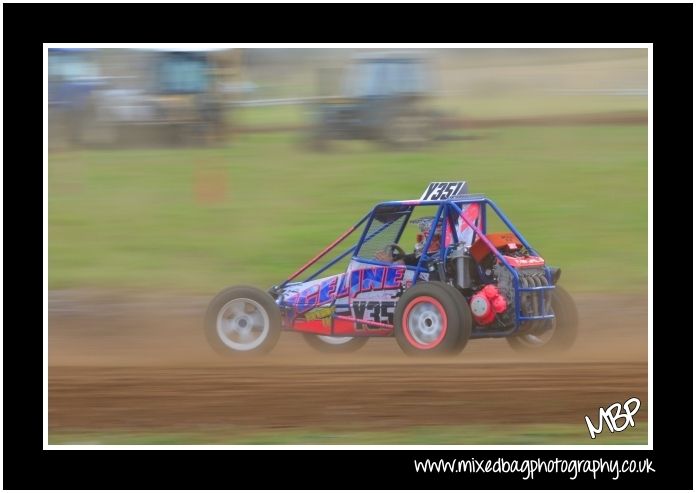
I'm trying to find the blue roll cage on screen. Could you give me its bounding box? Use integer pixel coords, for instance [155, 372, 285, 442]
[279, 195, 555, 335]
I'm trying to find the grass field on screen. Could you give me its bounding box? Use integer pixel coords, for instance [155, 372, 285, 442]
[50, 422, 647, 445]
[48, 124, 648, 294]
[233, 94, 648, 128]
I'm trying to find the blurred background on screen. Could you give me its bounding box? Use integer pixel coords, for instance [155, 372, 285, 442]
[48, 47, 647, 293]
[47, 47, 649, 445]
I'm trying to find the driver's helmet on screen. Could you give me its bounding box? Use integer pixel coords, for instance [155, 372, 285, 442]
[410, 217, 443, 254]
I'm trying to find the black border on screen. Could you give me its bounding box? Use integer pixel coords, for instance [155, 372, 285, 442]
[8, 2, 693, 490]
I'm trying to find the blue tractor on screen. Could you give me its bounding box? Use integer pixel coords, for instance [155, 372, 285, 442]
[49, 48, 240, 148]
[48, 48, 106, 147]
[309, 52, 439, 150]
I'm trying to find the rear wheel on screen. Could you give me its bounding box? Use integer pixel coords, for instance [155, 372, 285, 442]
[506, 285, 578, 352]
[205, 286, 281, 356]
[302, 334, 368, 353]
[394, 282, 468, 356]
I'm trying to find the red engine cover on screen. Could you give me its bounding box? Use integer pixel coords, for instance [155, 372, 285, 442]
[470, 284, 508, 325]
[503, 255, 545, 267]
[471, 232, 521, 263]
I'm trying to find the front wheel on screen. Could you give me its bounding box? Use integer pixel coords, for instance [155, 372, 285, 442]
[506, 284, 578, 352]
[394, 282, 469, 356]
[302, 334, 369, 353]
[434, 282, 473, 350]
[205, 286, 281, 356]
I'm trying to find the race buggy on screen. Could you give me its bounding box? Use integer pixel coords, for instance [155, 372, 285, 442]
[205, 181, 578, 356]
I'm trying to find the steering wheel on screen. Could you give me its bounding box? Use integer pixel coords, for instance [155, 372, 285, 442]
[385, 243, 406, 262]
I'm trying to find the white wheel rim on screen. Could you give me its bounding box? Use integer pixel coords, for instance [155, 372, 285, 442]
[316, 335, 354, 345]
[216, 298, 270, 351]
[407, 301, 445, 345]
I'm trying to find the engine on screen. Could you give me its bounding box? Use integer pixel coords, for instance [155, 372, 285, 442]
[491, 264, 551, 328]
[446, 232, 555, 329]
[469, 284, 507, 325]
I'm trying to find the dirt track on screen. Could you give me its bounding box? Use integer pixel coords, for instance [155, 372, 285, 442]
[48, 291, 648, 434]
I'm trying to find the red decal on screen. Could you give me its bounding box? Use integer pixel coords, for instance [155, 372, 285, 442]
[293, 319, 332, 335]
[503, 255, 545, 267]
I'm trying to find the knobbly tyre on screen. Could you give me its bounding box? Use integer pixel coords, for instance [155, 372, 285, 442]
[205, 181, 578, 356]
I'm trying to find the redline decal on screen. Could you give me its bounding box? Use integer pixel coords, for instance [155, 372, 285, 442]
[319, 275, 337, 302]
[290, 266, 408, 314]
[335, 274, 349, 299]
[303, 283, 321, 310]
[349, 269, 363, 297]
[361, 266, 386, 292]
[384, 267, 405, 289]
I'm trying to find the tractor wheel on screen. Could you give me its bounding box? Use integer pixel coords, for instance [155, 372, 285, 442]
[303, 126, 332, 152]
[394, 282, 469, 356]
[506, 285, 578, 352]
[77, 97, 117, 148]
[302, 334, 368, 353]
[382, 113, 434, 150]
[204, 286, 281, 356]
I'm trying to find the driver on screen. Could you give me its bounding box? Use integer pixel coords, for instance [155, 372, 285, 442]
[375, 217, 442, 266]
